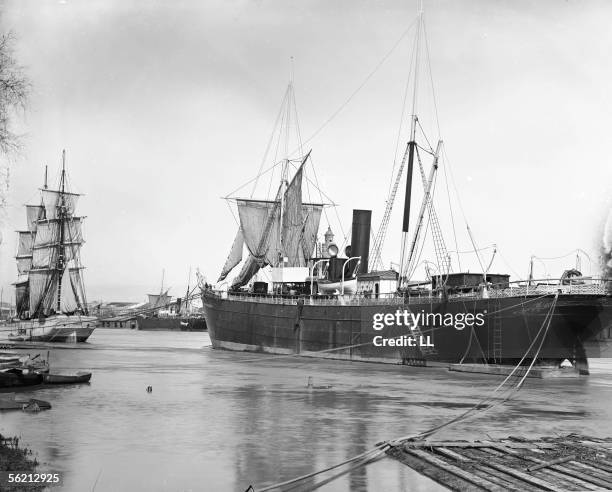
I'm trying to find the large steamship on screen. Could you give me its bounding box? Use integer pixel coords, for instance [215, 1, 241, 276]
[202, 14, 610, 373]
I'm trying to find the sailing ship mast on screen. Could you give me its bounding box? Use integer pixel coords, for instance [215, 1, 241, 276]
[394, 5, 452, 290]
[56, 150, 67, 313]
[183, 266, 192, 315]
[398, 7, 422, 289]
[15, 151, 88, 319]
[217, 79, 324, 289]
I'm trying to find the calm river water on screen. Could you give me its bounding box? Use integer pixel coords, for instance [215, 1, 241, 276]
[1, 328, 612, 491]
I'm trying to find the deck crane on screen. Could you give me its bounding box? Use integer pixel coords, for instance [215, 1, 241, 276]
[404, 140, 452, 281]
[370, 140, 452, 280]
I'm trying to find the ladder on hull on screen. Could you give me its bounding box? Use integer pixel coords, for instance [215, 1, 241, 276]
[492, 300, 503, 363]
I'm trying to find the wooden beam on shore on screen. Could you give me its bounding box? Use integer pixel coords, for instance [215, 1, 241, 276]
[526, 455, 576, 472]
[403, 448, 508, 492]
[387, 435, 612, 492]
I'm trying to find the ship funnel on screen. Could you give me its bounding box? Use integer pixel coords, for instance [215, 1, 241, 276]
[350, 209, 371, 274]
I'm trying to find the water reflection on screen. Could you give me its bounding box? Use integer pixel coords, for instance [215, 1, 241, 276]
[0, 329, 610, 491]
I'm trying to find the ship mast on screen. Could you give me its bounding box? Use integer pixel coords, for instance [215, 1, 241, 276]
[56, 150, 66, 312]
[184, 266, 192, 315]
[159, 268, 165, 307]
[398, 6, 423, 289]
[278, 79, 293, 268]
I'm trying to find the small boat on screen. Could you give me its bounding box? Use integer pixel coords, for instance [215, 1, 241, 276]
[43, 371, 91, 384]
[0, 353, 20, 362]
[0, 397, 52, 411]
[0, 353, 22, 368]
[0, 368, 44, 388]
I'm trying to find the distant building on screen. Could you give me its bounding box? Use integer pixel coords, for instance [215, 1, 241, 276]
[320, 226, 335, 258]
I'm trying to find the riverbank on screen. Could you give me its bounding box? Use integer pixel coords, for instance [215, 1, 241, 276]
[0, 435, 44, 491]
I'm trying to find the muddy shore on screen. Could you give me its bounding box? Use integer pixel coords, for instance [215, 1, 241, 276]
[0, 435, 44, 491]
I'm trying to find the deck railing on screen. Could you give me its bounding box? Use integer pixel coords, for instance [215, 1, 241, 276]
[202, 278, 611, 306]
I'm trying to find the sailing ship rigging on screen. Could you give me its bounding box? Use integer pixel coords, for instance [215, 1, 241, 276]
[9, 150, 96, 342]
[202, 9, 610, 373]
[218, 81, 326, 291]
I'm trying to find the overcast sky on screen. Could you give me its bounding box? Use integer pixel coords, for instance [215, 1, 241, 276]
[0, 0, 611, 302]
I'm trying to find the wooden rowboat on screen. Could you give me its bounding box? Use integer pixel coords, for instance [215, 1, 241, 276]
[43, 371, 91, 384]
[0, 368, 44, 388]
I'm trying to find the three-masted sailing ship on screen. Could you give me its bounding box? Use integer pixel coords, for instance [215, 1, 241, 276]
[202, 12, 610, 374]
[8, 151, 97, 342]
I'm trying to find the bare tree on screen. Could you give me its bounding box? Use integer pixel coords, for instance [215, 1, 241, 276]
[0, 32, 28, 155]
[0, 32, 29, 242]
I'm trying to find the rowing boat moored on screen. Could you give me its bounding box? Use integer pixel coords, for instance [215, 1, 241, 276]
[43, 371, 92, 384]
[0, 368, 44, 388]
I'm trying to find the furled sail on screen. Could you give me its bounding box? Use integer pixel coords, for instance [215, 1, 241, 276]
[282, 165, 305, 267]
[231, 254, 262, 289]
[218, 228, 244, 281]
[236, 198, 281, 265]
[227, 153, 323, 288]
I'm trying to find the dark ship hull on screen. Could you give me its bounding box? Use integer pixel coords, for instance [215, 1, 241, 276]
[584, 296, 612, 358]
[6, 315, 97, 343]
[202, 290, 608, 372]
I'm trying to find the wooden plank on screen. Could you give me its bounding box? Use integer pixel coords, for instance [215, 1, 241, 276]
[467, 465, 526, 492]
[581, 458, 612, 474]
[403, 441, 547, 450]
[435, 447, 473, 462]
[527, 455, 576, 472]
[387, 447, 487, 492]
[476, 447, 587, 490]
[483, 461, 566, 491]
[535, 467, 600, 491]
[482, 446, 608, 490]
[500, 440, 556, 450]
[404, 448, 508, 492]
[484, 442, 522, 456]
[403, 442, 489, 449]
[560, 461, 612, 488]
[547, 464, 612, 490]
[393, 437, 612, 492]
